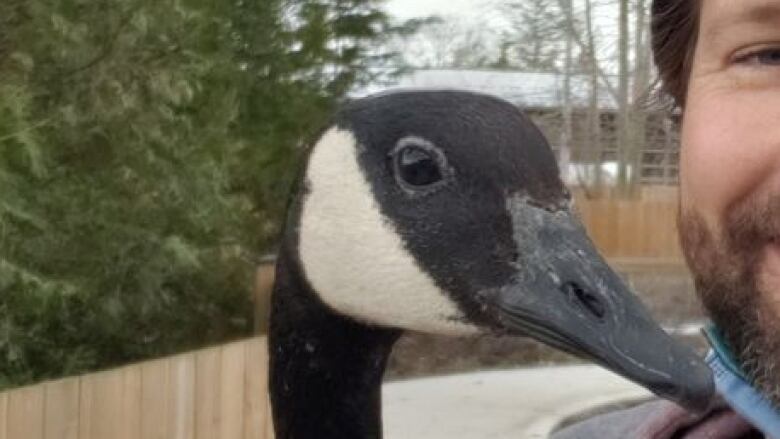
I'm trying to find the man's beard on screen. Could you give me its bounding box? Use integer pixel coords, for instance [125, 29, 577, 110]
[679, 194, 780, 405]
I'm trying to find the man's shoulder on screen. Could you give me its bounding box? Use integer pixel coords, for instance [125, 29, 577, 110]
[551, 399, 688, 439]
[551, 397, 758, 439]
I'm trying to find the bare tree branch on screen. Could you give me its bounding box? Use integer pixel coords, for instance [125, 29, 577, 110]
[553, 0, 618, 101]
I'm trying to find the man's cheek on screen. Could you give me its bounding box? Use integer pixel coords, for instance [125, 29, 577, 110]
[680, 93, 780, 232]
[680, 120, 733, 230]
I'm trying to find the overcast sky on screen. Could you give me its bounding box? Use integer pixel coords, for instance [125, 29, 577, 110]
[383, 0, 618, 36]
[383, 0, 500, 21]
[382, 0, 621, 71]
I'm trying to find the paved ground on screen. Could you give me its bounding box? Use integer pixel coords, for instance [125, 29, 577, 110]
[382, 364, 651, 438]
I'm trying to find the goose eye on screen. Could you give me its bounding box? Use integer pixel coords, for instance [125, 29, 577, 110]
[391, 137, 451, 193]
[398, 147, 442, 186]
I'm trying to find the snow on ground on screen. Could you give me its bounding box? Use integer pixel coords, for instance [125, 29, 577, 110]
[383, 364, 651, 438]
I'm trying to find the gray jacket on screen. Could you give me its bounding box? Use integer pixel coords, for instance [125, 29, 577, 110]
[552, 398, 761, 438]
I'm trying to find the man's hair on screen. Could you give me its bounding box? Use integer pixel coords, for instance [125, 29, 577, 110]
[651, 0, 700, 107]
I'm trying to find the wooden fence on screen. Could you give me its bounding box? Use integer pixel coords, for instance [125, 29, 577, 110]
[0, 337, 274, 439]
[573, 186, 683, 261]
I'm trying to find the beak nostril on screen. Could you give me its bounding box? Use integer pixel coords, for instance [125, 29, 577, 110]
[561, 282, 606, 321]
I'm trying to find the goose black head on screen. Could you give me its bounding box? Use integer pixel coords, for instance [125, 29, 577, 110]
[287, 90, 713, 411]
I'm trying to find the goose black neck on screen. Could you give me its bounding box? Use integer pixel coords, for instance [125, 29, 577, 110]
[269, 249, 401, 439]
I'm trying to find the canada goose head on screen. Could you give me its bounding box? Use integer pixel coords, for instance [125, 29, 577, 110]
[273, 90, 713, 419]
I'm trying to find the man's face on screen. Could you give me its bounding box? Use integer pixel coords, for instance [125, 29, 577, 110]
[681, 0, 780, 402]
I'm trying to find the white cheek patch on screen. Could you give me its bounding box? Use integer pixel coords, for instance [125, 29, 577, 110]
[298, 127, 479, 336]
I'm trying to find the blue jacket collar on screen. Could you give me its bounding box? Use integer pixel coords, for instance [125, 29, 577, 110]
[704, 324, 780, 438]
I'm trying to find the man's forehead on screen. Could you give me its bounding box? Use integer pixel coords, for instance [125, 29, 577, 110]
[702, 0, 780, 38]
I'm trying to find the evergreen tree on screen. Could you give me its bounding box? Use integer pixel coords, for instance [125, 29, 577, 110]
[0, 0, 400, 388]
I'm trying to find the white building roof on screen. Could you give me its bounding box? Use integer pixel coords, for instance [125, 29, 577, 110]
[354, 69, 618, 110]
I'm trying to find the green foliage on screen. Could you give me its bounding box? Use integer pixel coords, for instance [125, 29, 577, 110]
[0, 0, 400, 388]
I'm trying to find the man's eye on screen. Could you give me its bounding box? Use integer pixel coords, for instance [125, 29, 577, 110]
[756, 49, 780, 65]
[735, 47, 780, 66]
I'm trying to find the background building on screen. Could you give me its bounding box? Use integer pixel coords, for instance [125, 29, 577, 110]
[357, 68, 680, 188]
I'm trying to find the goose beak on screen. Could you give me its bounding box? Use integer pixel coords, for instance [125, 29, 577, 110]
[480, 202, 714, 412]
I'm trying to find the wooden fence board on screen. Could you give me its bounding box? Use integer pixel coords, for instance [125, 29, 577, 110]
[220, 341, 246, 439]
[0, 392, 7, 439]
[78, 373, 93, 439]
[43, 378, 79, 439]
[120, 366, 142, 439]
[141, 359, 169, 439]
[266, 407, 275, 439]
[195, 346, 222, 439]
[89, 370, 125, 439]
[168, 354, 196, 439]
[634, 201, 647, 255]
[7, 385, 44, 439]
[244, 338, 271, 439]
